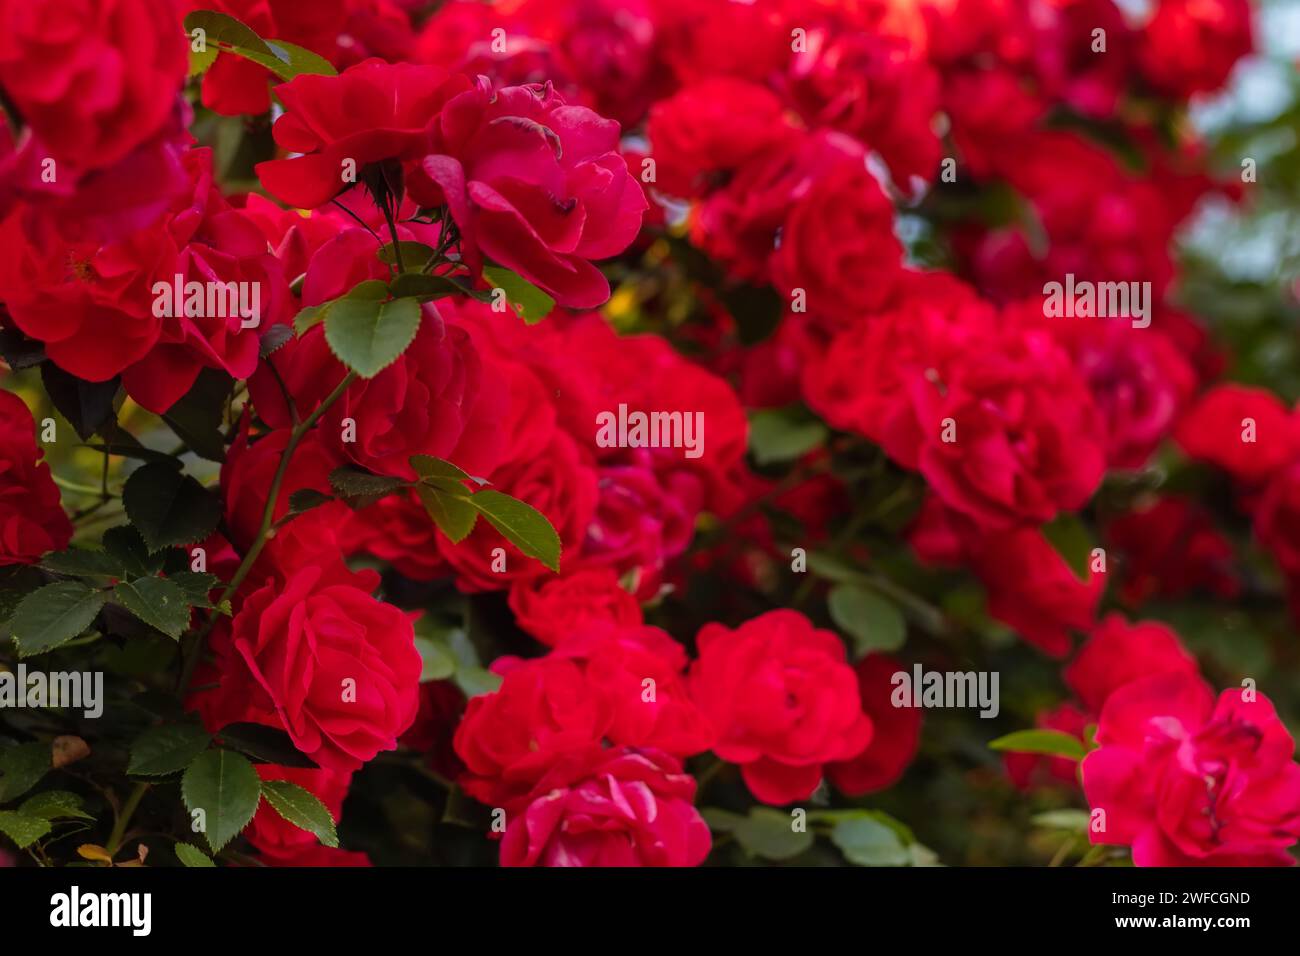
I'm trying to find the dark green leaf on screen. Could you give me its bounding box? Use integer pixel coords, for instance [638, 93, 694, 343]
[175, 842, 216, 867]
[0, 327, 45, 370]
[40, 364, 119, 441]
[168, 571, 220, 608]
[988, 729, 1086, 761]
[327, 466, 405, 509]
[40, 548, 124, 581]
[0, 811, 51, 849]
[377, 241, 436, 270]
[259, 323, 294, 357]
[0, 743, 51, 803]
[8, 581, 106, 658]
[1042, 513, 1094, 582]
[111, 578, 191, 639]
[180, 749, 262, 854]
[288, 489, 333, 514]
[161, 368, 231, 462]
[414, 484, 477, 543]
[128, 722, 213, 777]
[261, 780, 338, 848]
[214, 723, 318, 768]
[122, 462, 222, 552]
[102, 526, 165, 577]
[19, 790, 91, 821]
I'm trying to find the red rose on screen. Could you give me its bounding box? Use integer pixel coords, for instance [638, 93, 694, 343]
[647, 78, 797, 198]
[550, 623, 714, 757]
[508, 566, 643, 647]
[1104, 496, 1239, 605]
[827, 654, 922, 795]
[1254, 461, 1300, 578]
[1082, 674, 1300, 866]
[410, 81, 647, 308]
[0, 0, 187, 169]
[500, 746, 711, 867]
[453, 656, 610, 811]
[339, 490, 449, 582]
[1064, 614, 1199, 714]
[201, 563, 421, 772]
[0, 389, 72, 565]
[220, 424, 341, 550]
[1139, 0, 1253, 97]
[881, 326, 1106, 531]
[688, 610, 873, 804]
[260, 317, 504, 481]
[256, 59, 470, 210]
[1176, 384, 1296, 482]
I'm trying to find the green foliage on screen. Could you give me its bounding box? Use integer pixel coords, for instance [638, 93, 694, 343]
[181, 749, 262, 854]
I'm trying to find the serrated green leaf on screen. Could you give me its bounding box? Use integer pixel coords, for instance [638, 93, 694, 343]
[122, 462, 222, 552]
[0, 743, 51, 802]
[414, 484, 477, 543]
[128, 723, 212, 777]
[102, 525, 164, 577]
[988, 729, 1086, 761]
[181, 749, 262, 854]
[261, 780, 339, 848]
[19, 790, 91, 821]
[466, 489, 561, 572]
[259, 324, 294, 357]
[8, 581, 106, 658]
[327, 466, 406, 510]
[111, 578, 191, 640]
[168, 571, 220, 609]
[40, 548, 124, 581]
[175, 842, 216, 867]
[482, 266, 556, 324]
[324, 295, 421, 378]
[410, 454, 476, 484]
[828, 584, 906, 655]
[287, 489, 333, 514]
[183, 11, 335, 82]
[0, 811, 52, 849]
[377, 241, 436, 270]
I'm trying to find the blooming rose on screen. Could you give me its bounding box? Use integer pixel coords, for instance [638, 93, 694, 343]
[827, 654, 922, 795]
[453, 656, 611, 811]
[1176, 384, 1296, 482]
[1104, 496, 1239, 605]
[201, 563, 421, 771]
[0, 0, 187, 169]
[1254, 461, 1300, 578]
[409, 81, 647, 308]
[1082, 673, 1300, 866]
[646, 78, 797, 198]
[256, 59, 470, 209]
[1064, 614, 1199, 714]
[1139, 0, 1253, 97]
[881, 326, 1106, 531]
[220, 424, 341, 550]
[508, 566, 643, 647]
[339, 490, 449, 582]
[0, 389, 72, 565]
[500, 746, 711, 867]
[688, 610, 872, 804]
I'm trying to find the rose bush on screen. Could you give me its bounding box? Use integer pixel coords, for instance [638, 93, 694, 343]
[0, 0, 1297, 873]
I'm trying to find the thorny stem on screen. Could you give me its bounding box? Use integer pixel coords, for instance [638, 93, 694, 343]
[177, 370, 359, 693]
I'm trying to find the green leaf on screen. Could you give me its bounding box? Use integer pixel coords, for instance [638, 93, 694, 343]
[8, 581, 106, 658]
[111, 578, 191, 640]
[1042, 513, 1094, 582]
[831, 816, 910, 866]
[414, 635, 457, 682]
[40, 363, 119, 441]
[328, 466, 406, 509]
[410, 454, 478, 485]
[214, 723, 318, 768]
[1032, 809, 1092, 832]
[0, 742, 51, 802]
[102, 526, 166, 577]
[414, 484, 478, 543]
[482, 266, 555, 324]
[161, 368, 231, 463]
[259, 323, 294, 357]
[183, 11, 336, 83]
[262, 39, 336, 79]
[128, 723, 212, 777]
[828, 584, 906, 655]
[748, 408, 828, 466]
[19, 790, 92, 821]
[293, 303, 328, 337]
[389, 272, 474, 301]
[701, 807, 745, 833]
[377, 241, 436, 270]
[122, 463, 222, 552]
[988, 729, 1087, 761]
[466, 489, 561, 572]
[181, 749, 262, 854]
[0, 811, 52, 849]
[324, 295, 422, 378]
[175, 842, 216, 867]
[40, 548, 124, 581]
[261, 780, 339, 848]
[453, 666, 502, 699]
[733, 807, 814, 861]
[288, 489, 333, 514]
[168, 571, 220, 609]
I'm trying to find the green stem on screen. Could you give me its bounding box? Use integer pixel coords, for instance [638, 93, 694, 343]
[53, 475, 116, 497]
[106, 782, 150, 857]
[177, 371, 358, 693]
